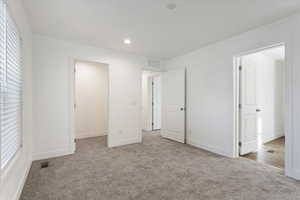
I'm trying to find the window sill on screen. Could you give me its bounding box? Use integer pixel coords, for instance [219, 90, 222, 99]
[0, 147, 23, 184]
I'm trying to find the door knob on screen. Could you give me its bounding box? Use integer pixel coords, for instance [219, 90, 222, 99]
[256, 109, 261, 112]
[180, 107, 185, 111]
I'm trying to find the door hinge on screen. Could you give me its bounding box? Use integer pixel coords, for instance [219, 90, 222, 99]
[239, 65, 242, 71]
[74, 68, 76, 73]
[239, 104, 242, 109]
[239, 141, 242, 147]
[74, 103, 76, 109]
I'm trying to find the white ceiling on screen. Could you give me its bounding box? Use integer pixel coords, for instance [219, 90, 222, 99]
[23, 0, 300, 59]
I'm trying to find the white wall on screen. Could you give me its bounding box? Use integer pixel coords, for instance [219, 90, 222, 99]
[75, 61, 108, 139]
[165, 13, 300, 180]
[0, 1, 33, 200]
[33, 35, 146, 160]
[251, 53, 285, 144]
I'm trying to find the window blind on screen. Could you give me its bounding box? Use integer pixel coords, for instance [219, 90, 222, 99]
[0, 0, 22, 169]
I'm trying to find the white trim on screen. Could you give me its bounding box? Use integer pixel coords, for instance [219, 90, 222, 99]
[69, 57, 111, 151]
[233, 42, 295, 178]
[186, 66, 192, 145]
[75, 132, 108, 139]
[148, 75, 153, 131]
[282, 38, 294, 179]
[287, 169, 300, 180]
[0, 148, 23, 183]
[0, 150, 32, 200]
[109, 137, 141, 148]
[142, 70, 162, 132]
[68, 58, 76, 155]
[33, 148, 74, 161]
[0, 1, 23, 171]
[232, 56, 241, 158]
[188, 140, 231, 157]
[142, 128, 153, 132]
[161, 131, 185, 143]
[12, 160, 31, 200]
[260, 132, 284, 144]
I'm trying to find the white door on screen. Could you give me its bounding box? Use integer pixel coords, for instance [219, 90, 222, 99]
[152, 76, 162, 130]
[240, 56, 258, 155]
[161, 68, 185, 143]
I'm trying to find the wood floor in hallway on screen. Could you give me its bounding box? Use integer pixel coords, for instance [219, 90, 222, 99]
[242, 137, 285, 168]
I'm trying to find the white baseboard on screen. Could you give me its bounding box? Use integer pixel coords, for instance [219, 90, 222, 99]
[293, 170, 300, 180]
[33, 148, 74, 161]
[76, 132, 107, 139]
[14, 160, 32, 200]
[286, 168, 300, 181]
[142, 129, 152, 132]
[262, 132, 284, 144]
[108, 137, 141, 148]
[161, 131, 185, 143]
[188, 139, 231, 158]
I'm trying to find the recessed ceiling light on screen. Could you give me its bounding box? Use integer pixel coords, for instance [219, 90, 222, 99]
[124, 39, 131, 44]
[167, 3, 177, 10]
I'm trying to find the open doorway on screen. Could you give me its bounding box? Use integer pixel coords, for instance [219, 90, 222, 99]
[74, 60, 109, 148]
[142, 71, 162, 137]
[236, 45, 285, 169]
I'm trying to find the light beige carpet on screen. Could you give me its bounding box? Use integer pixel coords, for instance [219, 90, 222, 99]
[21, 132, 300, 200]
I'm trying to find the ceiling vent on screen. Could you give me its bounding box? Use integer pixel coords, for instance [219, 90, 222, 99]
[148, 60, 161, 68]
[166, 3, 177, 10]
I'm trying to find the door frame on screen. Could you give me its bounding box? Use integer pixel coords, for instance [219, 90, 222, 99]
[69, 58, 110, 152]
[151, 75, 162, 131]
[233, 42, 292, 173]
[141, 70, 162, 132]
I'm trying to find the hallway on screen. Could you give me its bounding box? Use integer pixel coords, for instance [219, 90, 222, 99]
[242, 137, 285, 168]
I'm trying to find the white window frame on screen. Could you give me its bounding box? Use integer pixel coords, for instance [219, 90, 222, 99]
[0, 0, 23, 177]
